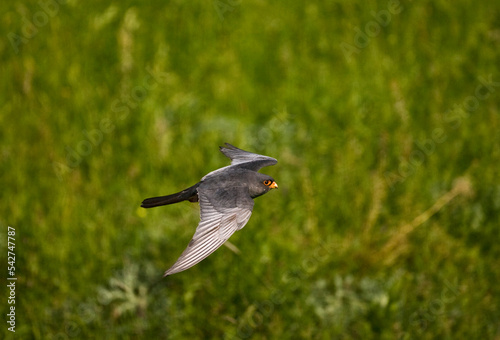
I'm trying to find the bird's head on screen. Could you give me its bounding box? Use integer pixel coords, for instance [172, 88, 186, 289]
[248, 173, 278, 198]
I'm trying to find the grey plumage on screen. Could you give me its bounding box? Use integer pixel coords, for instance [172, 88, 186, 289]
[141, 143, 278, 276]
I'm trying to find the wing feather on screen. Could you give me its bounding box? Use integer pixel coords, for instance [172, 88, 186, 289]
[163, 188, 254, 276]
[219, 143, 277, 170]
[201, 144, 277, 180]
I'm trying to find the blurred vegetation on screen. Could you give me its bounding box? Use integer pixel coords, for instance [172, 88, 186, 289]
[1, 0, 500, 338]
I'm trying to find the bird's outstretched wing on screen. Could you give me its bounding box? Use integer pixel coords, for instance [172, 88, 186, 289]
[219, 143, 277, 171]
[163, 186, 254, 276]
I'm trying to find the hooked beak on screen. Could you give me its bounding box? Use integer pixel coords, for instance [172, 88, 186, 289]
[270, 181, 278, 189]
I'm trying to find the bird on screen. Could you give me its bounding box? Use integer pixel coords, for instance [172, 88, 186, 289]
[141, 143, 278, 276]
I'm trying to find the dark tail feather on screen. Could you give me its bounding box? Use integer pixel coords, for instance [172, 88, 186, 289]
[141, 183, 199, 208]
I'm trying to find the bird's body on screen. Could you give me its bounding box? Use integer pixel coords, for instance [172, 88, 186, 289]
[141, 143, 278, 276]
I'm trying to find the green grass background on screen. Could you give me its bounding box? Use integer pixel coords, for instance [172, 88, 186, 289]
[1, 0, 500, 338]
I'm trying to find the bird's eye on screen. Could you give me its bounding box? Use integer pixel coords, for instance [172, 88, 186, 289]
[263, 180, 272, 186]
